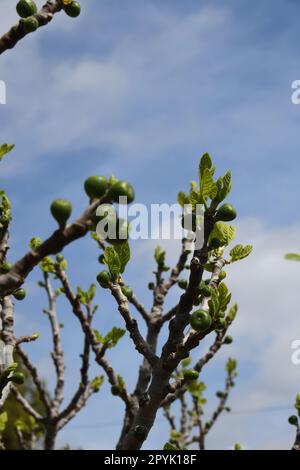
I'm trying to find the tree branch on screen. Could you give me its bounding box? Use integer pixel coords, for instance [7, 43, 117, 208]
[10, 384, 43, 422]
[43, 272, 65, 413]
[0, 198, 103, 297]
[0, 296, 15, 408]
[0, 0, 63, 55]
[15, 346, 51, 415]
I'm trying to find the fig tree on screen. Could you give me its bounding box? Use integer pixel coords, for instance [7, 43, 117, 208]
[84, 176, 108, 199]
[190, 309, 212, 332]
[1, 262, 13, 273]
[10, 372, 25, 385]
[215, 318, 226, 330]
[288, 415, 298, 426]
[183, 369, 199, 381]
[20, 16, 39, 32]
[215, 203, 237, 222]
[13, 288, 26, 301]
[209, 238, 222, 249]
[96, 271, 111, 289]
[224, 335, 233, 344]
[178, 279, 188, 290]
[108, 180, 135, 204]
[199, 284, 212, 297]
[121, 286, 133, 300]
[64, 1, 81, 17]
[111, 385, 121, 396]
[50, 199, 72, 227]
[98, 254, 105, 264]
[16, 0, 37, 18]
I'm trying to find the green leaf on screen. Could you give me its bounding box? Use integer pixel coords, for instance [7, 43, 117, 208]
[295, 394, 300, 413]
[209, 222, 236, 247]
[218, 282, 231, 312]
[40, 256, 56, 273]
[0, 143, 15, 161]
[95, 327, 126, 348]
[154, 246, 166, 267]
[226, 357, 237, 375]
[208, 288, 220, 317]
[29, 237, 42, 251]
[77, 284, 96, 306]
[163, 442, 177, 450]
[200, 168, 218, 201]
[93, 329, 102, 343]
[199, 153, 213, 179]
[104, 246, 121, 279]
[187, 380, 206, 400]
[0, 412, 8, 434]
[226, 303, 238, 323]
[181, 357, 192, 368]
[90, 375, 104, 393]
[189, 189, 201, 208]
[214, 171, 232, 203]
[4, 363, 18, 375]
[0, 191, 11, 227]
[177, 191, 189, 207]
[285, 253, 300, 262]
[230, 244, 253, 262]
[117, 374, 125, 392]
[113, 242, 130, 273]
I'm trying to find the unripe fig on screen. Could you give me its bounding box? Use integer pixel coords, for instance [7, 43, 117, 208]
[121, 286, 133, 300]
[20, 16, 39, 32]
[199, 284, 212, 297]
[148, 282, 155, 290]
[10, 372, 25, 385]
[96, 271, 111, 289]
[64, 1, 81, 17]
[98, 254, 105, 264]
[219, 271, 227, 281]
[216, 391, 224, 398]
[190, 309, 212, 332]
[215, 203, 237, 222]
[178, 279, 188, 290]
[183, 369, 199, 381]
[1, 262, 13, 273]
[288, 415, 298, 426]
[209, 238, 222, 249]
[107, 180, 135, 204]
[50, 199, 72, 227]
[111, 385, 121, 396]
[215, 318, 226, 330]
[16, 0, 37, 18]
[84, 176, 108, 199]
[224, 335, 233, 344]
[13, 288, 26, 301]
[56, 254, 64, 263]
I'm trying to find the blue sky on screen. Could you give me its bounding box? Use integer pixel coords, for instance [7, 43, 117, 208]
[1, 0, 300, 449]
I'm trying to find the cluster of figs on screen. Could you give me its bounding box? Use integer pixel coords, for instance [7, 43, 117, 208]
[16, 0, 81, 33]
